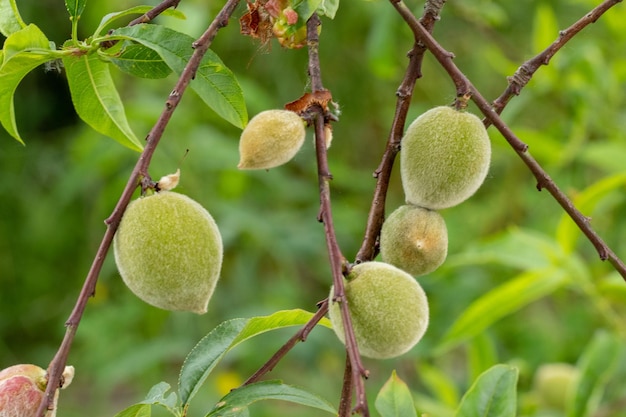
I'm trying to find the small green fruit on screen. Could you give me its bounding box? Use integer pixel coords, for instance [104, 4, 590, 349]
[401, 106, 491, 209]
[238, 109, 306, 170]
[114, 191, 223, 314]
[380, 205, 448, 276]
[328, 262, 429, 359]
[533, 363, 578, 410]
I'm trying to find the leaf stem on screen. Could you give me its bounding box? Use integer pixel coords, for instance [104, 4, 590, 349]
[35, 1, 241, 415]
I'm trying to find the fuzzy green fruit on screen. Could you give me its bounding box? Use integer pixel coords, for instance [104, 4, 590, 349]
[401, 106, 491, 209]
[380, 205, 448, 276]
[328, 262, 429, 359]
[114, 191, 223, 314]
[533, 363, 578, 410]
[238, 109, 306, 170]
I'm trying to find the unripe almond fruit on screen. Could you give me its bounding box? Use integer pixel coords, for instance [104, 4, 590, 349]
[401, 106, 491, 209]
[533, 363, 578, 410]
[114, 191, 223, 314]
[380, 205, 448, 276]
[328, 262, 429, 359]
[0, 364, 74, 417]
[238, 109, 306, 170]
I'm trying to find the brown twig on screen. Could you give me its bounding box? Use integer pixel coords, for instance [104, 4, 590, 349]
[242, 300, 329, 386]
[129, 0, 182, 26]
[491, 0, 623, 121]
[306, 14, 370, 417]
[356, 0, 446, 263]
[390, 0, 626, 279]
[36, 1, 241, 415]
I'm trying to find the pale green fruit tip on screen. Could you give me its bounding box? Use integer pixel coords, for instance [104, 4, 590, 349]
[328, 262, 429, 359]
[401, 106, 491, 209]
[114, 191, 223, 314]
[533, 363, 579, 410]
[238, 109, 306, 170]
[380, 205, 448, 276]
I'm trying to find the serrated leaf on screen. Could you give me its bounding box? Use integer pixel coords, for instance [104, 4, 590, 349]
[0, 0, 26, 37]
[436, 267, 569, 354]
[455, 365, 518, 417]
[109, 24, 247, 128]
[110, 43, 172, 79]
[566, 331, 621, 417]
[179, 309, 329, 406]
[206, 380, 336, 416]
[113, 403, 152, 417]
[95, 6, 186, 37]
[62, 50, 143, 151]
[0, 24, 56, 144]
[375, 370, 417, 417]
[65, 0, 86, 20]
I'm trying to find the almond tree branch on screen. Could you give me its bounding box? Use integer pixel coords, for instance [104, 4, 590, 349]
[390, 0, 626, 279]
[36, 1, 241, 415]
[129, 0, 182, 26]
[356, 0, 446, 263]
[491, 0, 623, 121]
[241, 300, 329, 386]
[306, 14, 370, 417]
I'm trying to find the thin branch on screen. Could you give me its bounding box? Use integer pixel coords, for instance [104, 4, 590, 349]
[491, 0, 623, 120]
[306, 14, 370, 417]
[390, 0, 626, 280]
[36, 1, 241, 415]
[242, 300, 329, 386]
[356, 0, 446, 263]
[129, 0, 182, 26]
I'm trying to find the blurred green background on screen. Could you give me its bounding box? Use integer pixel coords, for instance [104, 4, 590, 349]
[1, 0, 626, 416]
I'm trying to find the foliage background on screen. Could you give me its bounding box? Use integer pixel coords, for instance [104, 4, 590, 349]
[1, 0, 626, 416]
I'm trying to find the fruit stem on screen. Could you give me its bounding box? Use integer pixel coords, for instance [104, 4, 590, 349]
[35, 1, 241, 415]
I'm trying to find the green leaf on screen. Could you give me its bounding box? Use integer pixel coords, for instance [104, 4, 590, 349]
[418, 363, 459, 408]
[178, 309, 330, 406]
[556, 173, 626, 254]
[62, 49, 143, 151]
[566, 331, 621, 417]
[109, 24, 247, 128]
[0, 0, 26, 36]
[0, 24, 56, 144]
[375, 370, 417, 417]
[206, 380, 337, 416]
[95, 6, 186, 37]
[109, 43, 172, 79]
[532, 4, 558, 53]
[113, 403, 152, 417]
[318, 0, 339, 19]
[436, 267, 569, 354]
[467, 332, 498, 384]
[142, 382, 179, 412]
[65, 0, 86, 20]
[455, 365, 518, 417]
[292, 0, 323, 23]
